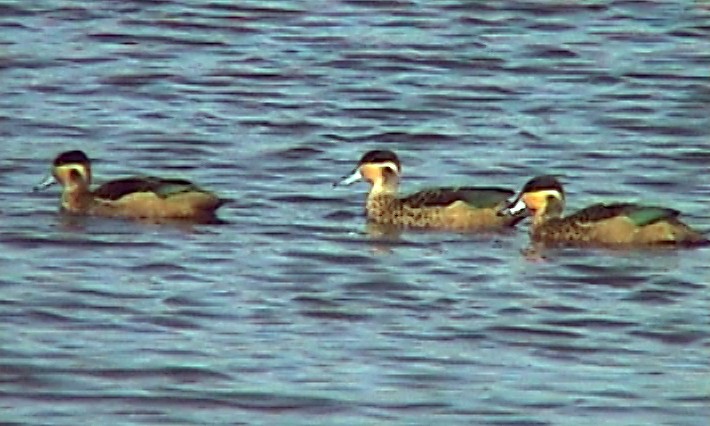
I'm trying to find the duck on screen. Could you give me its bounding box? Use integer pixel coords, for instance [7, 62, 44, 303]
[334, 149, 524, 230]
[35, 150, 226, 222]
[498, 175, 708, 247]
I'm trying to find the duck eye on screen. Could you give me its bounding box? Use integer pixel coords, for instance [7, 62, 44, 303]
[383, 166, 399, 177]
[68, 167, 87, 181]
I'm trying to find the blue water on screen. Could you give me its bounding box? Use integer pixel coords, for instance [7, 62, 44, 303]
[1, 1, 709, 425]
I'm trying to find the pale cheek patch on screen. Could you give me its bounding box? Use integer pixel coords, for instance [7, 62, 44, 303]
[521, 193, 540, 212]
[56, 165, 89, 185]
[524, 190, 562, 212]
[362, 161, 400, 182]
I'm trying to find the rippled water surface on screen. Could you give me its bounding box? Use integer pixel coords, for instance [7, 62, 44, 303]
[1, 1, 709, 424]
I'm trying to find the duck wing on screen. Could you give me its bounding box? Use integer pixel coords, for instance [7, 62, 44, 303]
[402, 187, 515, 209]
[93, 176, 200, 200]
[568, 203, 680, 226]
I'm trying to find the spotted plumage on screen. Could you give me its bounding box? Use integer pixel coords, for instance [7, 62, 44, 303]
[36, 150, 225, 222]
[499, 175, 708, 247]
[334, 149, 523, 231]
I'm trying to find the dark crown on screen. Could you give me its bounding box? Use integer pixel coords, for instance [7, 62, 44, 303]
[522, 175, 564, 196]
[358, 150, 401, 170]
[54, 150, 90, 166]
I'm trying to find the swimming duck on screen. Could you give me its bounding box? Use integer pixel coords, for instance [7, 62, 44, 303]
[499, 175, 708, 247]
[35, 150, 226, 221]
[334, 150, 523, 230]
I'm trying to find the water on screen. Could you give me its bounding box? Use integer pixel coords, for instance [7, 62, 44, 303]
[1, 1, 709, 424]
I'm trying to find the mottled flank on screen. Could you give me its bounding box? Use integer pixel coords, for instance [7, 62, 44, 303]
[532, 214, 708, 247]
[366, 192, 521, 230]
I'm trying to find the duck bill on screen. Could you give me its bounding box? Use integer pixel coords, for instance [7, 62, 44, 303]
[497, 196, 529, 217]
[333, 168, 362, 187]
[33, 174, 57, 192]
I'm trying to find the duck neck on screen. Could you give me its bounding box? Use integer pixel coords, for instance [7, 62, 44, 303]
[60, 181, 93, 213]
[366, 176, 400, 216]
[532, 198, 565, 228]
[370, 174, 398, 195]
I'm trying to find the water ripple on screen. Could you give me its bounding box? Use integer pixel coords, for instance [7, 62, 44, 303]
[1, 0, 709, 424]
